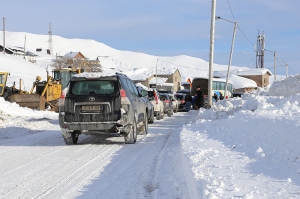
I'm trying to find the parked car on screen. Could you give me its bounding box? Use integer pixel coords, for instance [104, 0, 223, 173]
[159, 93, 173, 117]
[168, 94, 179, 113]
[147, 89, 165, 120]
[137, 86, 154, 124]
[59, 72, 149, 145]
[174, 93, 187, 111]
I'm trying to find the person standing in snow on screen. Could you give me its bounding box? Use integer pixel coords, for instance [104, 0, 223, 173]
[213, 93, 219, 101]
[194, 86, 204, 110]
[219, 93, 224, 100]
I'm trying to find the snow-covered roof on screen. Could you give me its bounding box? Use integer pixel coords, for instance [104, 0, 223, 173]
[235, 68, 272, 76]
[63, 51, 85, 59]
[149, 77, 168, 84]
[229, 74, 257, 89]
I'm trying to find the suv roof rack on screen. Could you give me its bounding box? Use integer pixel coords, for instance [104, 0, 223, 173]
[115, 72, 127, 77]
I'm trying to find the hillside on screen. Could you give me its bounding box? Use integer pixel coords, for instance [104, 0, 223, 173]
[0, 31, 251, 89]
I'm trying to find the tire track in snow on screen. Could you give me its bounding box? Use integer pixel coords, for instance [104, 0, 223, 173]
[0, 134, 122, 199]
[75, 113, 194, 199]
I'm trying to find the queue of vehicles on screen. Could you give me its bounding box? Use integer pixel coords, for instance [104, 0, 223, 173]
[2, 70, 233, 146]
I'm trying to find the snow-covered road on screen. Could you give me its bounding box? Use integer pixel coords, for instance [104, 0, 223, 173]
[0, 111, 197, 199]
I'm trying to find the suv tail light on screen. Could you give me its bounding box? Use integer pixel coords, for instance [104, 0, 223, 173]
[180, 100, 185, 104]
[120, 89, 130, 104]
[165, 99, 170, 103]
[59, 92, 65, 106]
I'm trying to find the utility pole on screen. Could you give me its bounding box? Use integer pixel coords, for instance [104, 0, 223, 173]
[286, 62, 288, 78]
[216, 16, 237, 98]
[155, 58, 158, 87]
[256, 32, 265, 68]
[274, 51, 276, 81]
[208, 0, 216, 108]
[3, 17, 5, 55]
[23, 35, 26, 59]
[48, 23, 53, 55]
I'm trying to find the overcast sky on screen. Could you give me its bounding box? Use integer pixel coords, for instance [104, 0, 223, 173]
[1, 0, 299, 75]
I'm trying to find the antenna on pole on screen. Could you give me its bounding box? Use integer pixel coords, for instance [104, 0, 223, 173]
[3, 17, 5, 55]
[256, 31, 265, 68]
[155, 58, 158, 87]
[48, 23, 53, 55]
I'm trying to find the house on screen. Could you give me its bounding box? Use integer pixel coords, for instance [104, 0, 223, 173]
[229, 74, 257, 94]
[133, 68, 181, 92]
[235, 68, 272, 88]
[213, 70, 258, 96]
[62, 51, 88, 69]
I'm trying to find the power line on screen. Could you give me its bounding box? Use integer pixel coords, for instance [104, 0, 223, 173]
[237, 27, 255, 46]
[225, 0, 255, 47]
[226, 0, 236, 22]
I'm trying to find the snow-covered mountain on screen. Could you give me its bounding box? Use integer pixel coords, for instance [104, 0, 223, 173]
[0, 31, 251, 89]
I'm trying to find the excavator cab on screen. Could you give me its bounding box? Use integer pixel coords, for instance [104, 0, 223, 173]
[52, 68, 79, 90]
[0, 72, 9, 98]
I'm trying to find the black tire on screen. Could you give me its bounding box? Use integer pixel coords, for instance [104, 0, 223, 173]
[156, 112, 161, 120]
[174, 106, 178, 113]
[141, 112, 149, 135]
[161, 109, 164, 119]
[63, 131, 79, 145]
[167, 110, 172, 117]
[149, 109, 154, 124]
[125, 117, 137, 144]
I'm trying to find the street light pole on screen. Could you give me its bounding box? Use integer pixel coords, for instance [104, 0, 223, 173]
[225, 22, 237, 97]
[208, 0, 216, 108]
[274, 51, 276, 81]
[216, 16, 237, 98]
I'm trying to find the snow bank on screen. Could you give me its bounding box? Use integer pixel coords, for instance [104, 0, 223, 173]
[181, 75, 300, 198]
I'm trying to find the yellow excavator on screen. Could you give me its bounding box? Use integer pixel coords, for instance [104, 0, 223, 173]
[0, 67, 81, 112]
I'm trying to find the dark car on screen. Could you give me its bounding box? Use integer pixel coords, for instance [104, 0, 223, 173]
[159, 93, 173, 117]
[59, 72, 149, 145]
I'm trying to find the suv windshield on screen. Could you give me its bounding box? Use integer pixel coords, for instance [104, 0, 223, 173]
[71, 80, 115, 95]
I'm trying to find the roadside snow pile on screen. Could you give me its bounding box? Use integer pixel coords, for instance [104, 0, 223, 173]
[264, 74, 300, 96]
[0, 98, 57, 126]
[180, 75, 300, 198]
[198, 74, 300, 120]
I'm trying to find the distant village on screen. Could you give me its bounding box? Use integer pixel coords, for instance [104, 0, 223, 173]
[0, 44, 272, 96]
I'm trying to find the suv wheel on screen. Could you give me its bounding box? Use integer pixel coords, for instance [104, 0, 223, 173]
[125, 117, 137, 144]
[156, 112, 161, 120]
[63, 131, 79, 145]
[167, 110, 172, 117]
[140, 112, 148, 135]
[161, 109, 164, 119]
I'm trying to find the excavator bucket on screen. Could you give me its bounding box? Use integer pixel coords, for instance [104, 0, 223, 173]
[8, 94, 46, 110]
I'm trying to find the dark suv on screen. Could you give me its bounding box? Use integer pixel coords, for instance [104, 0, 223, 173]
[59, 72, 149, 145]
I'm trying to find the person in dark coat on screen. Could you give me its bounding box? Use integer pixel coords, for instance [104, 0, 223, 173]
[194, 86, 204, 110]
[213, 93, 219, 101]
[184, 92, 192, 111]
[219, 93, 224, 100]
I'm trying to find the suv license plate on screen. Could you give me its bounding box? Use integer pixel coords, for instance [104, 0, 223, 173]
[81, 105, 103, 111]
